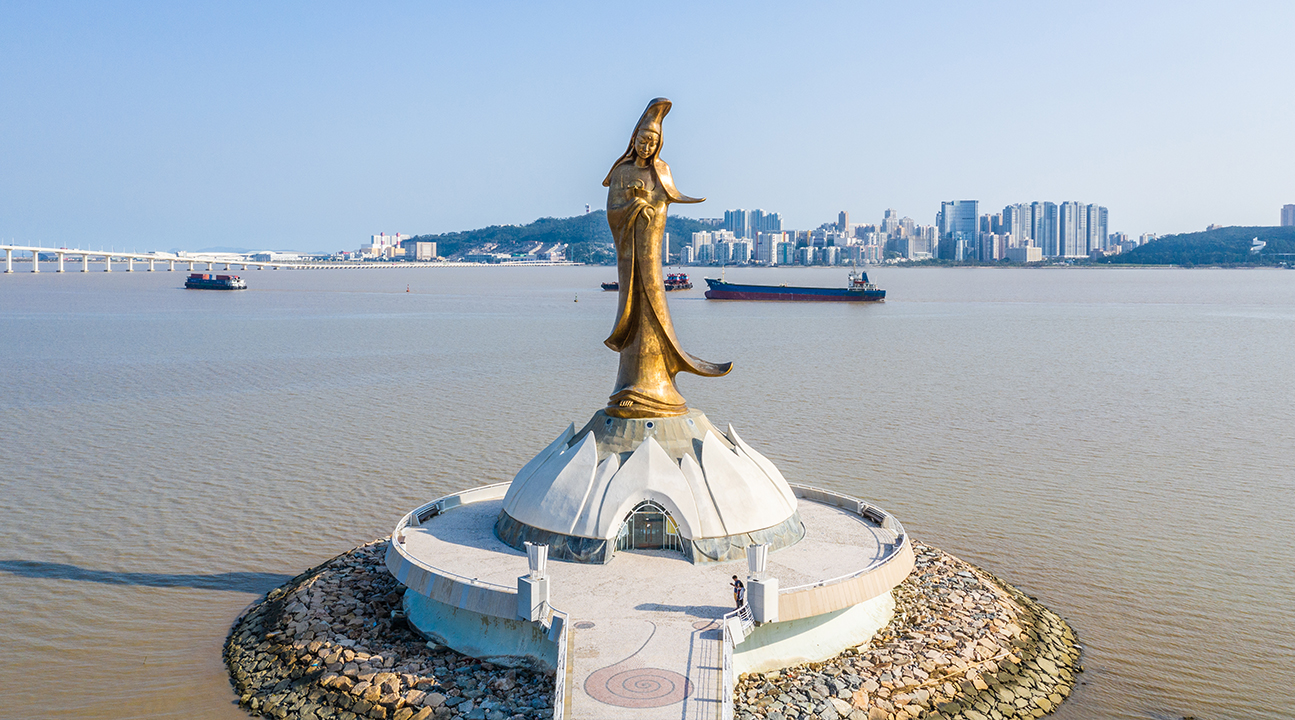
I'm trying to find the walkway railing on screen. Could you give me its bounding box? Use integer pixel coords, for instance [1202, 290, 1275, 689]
[548, 607, 570, 720]
[778, 484, 908, 594]
[389, 482, 572, 720]
[719, 602, 754, 720]
[387, 483, 517, 605]
[717, 486, 914, 720]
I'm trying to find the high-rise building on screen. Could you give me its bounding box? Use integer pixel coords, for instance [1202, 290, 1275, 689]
[751, 210, 782, 235]
[978, 233, 1008, 262]
[723, 209, 782, 238]
[1282, 204, 1295, 226]
[775, 241, 797, 265]
[1058, 202, 1089, 257]
[1003, 204, 1032, 247]
[756, 232, 785, 264]
[937, 200, 979, 260]
[1086, 205, 1108, 253]
[838, 211, 850, 232]
[723, 209, 750, 238]
[1033, 202, 1059, 256]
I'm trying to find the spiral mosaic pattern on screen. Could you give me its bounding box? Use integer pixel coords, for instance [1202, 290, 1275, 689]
[584, 665, 692, 708]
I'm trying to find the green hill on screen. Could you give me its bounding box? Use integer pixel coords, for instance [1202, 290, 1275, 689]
[406, 211, 715, 264]
[1102, 226, 1295, 266]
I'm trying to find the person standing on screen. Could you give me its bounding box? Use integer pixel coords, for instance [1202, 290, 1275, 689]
[731, 575, 745, 608]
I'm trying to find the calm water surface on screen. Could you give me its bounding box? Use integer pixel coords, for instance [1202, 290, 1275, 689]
[2, 266, 1292, 720]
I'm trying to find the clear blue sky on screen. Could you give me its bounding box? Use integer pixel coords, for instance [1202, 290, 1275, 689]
[2, 1, 1292, 252]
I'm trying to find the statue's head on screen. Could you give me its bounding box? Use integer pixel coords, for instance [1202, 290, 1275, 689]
[633, 129, 660, 160]
[603, 97, 703, 206]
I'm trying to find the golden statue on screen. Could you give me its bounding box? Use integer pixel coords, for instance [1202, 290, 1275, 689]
[602, 98, 731, 418]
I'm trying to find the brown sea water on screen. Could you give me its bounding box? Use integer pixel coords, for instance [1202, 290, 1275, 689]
[1, 265, 1292, 720]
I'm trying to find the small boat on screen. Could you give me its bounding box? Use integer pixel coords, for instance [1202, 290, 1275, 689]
[704, 270, 884, 302]
[601, 281, 619, 291]
[664, 273, 692, 291]
[185, 273, 247, 290]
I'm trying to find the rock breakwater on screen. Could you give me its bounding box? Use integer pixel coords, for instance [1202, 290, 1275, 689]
[224, 540, 554, 720]
[734, 542, 1081, 720]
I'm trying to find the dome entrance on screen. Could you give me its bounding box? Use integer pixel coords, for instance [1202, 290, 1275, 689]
[615, 501, 685, 555]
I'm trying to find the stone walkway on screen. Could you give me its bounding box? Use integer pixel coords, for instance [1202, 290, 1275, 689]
[402, 499, 894, 720]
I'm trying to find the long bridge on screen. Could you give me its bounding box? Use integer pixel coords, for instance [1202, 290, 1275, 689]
[1, 244, 575, 273]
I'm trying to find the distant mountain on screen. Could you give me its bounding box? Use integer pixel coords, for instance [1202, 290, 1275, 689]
[1102, 226, 1295, 266]
[406, 211, 716, 264]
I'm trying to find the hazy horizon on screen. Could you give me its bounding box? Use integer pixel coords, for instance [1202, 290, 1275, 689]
[3, 1, 1293, 252]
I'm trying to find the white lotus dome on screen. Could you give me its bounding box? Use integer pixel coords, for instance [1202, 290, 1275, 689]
[494, 409, 803, 563]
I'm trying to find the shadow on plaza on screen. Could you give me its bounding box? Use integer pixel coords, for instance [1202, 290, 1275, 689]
[0, 560, 293, 593]
[634, 601, 731, 618]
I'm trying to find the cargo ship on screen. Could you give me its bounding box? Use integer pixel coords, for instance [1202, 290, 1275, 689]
[703, 270, 884, 302]
[184, 273, 247, 290]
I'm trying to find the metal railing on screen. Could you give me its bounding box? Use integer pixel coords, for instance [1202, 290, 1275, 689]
[717, 485, 910, 720]
[391, 482, 571, 720]
[777, 484, 908, 594]
[390, 482, 516, 594]
[720, 617, 736, 720]
[549, 607, 570, 720]
[719, 601, 754, 720]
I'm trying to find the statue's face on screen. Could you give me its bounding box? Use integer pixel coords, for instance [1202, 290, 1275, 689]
[634, 130, 659, 160]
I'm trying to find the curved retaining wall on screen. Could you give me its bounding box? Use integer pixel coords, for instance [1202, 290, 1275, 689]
[732, 542, 1082, 720]
[385, 483, 571, 720]
[777, 485, 916, 622]
[385, 483, 519, 621]
[721, 484, 917, 720]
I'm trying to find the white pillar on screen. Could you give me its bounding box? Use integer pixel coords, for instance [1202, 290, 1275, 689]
[31, 251, 39, 273]
[127, 257, 134, 272]
[745, 543, 777, 623]
[104, 255, 112, 272]
[57, 252, 65, 272]
[517, 543, 550, 622]
[187, 261, 193, 271]
[747, 578, 779, 623]
[168, 260, 175, 271]
[148, 259, 155, 271]
[4, 248, 12, 273]
[82, 255, 89, 272]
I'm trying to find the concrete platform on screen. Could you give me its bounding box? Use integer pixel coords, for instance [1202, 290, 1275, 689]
[396, 496, 901, 719]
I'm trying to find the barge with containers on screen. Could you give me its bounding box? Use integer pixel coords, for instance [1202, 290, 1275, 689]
[184, 273, 247, 290]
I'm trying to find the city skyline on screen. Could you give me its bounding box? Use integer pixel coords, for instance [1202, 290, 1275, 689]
[2, 2, 1293, 252]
